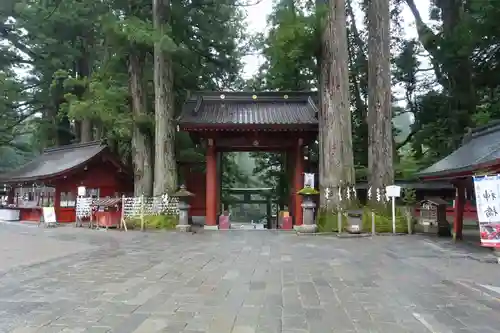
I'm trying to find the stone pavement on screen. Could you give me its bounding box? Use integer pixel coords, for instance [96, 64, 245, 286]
[0, 223, 500, 333]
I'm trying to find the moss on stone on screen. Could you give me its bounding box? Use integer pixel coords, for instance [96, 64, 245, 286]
[297, 186, 320, 196]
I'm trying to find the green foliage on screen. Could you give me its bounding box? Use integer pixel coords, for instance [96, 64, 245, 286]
[361, 206, 408, 233]
[297, 186, 320, 196]
[250, 152, 288, 208]
[317, 205, 408, 233]
[221, 153, 253, 203]
[125, 214, 178, 230]
[317, 209, 346, 232]
[1, 0, 247, 167]
[257, 0, 318, 90]
[401, 188, 417, 206]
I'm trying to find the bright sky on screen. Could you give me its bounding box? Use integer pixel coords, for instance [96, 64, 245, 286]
[242, 0, 432, 79]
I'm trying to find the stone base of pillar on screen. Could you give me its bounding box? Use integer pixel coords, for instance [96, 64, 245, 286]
[294, 224, 317, 233]
[176, 225, 191, 232]
[204, 225, 219, 230]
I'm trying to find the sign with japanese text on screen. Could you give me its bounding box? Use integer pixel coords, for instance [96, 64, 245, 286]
[473, 175, 500, 248]
[304, 173, 314, 189]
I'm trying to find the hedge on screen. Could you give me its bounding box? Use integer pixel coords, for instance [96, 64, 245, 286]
[125, 214, 178, 230]
[317, 206, 409, 233]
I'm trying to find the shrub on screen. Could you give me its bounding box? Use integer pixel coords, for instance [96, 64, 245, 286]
[317, 206, 408, 233]
[361, 206, 408, 233]
[317, 209, 347, 232]
[125, 214, 178, 230]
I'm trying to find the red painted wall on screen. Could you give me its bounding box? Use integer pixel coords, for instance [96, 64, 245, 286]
[53, 159, 133, 223]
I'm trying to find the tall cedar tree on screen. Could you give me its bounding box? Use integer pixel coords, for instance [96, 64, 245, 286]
[318, 0, 355, 209]
[153, 0, 177, 195]
[367, 0, 394, 196]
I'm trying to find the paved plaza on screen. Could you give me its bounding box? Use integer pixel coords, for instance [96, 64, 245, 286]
[0, 223, 500, 333]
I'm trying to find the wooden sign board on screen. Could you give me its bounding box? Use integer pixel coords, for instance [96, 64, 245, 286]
[42, 207, 57, 223]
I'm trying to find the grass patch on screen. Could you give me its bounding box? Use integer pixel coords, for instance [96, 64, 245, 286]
[317, 206, 409, 233]
[125, 214, 178, 230]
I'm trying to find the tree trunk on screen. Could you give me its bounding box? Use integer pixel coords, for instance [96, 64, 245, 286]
[153, 0, 177, 196]
[367, 0, 394, 197]
[80, 119, 93, 143]
[318, 0, 354, 209]
[78, 35, 93, 143]
[129, 52, 154, 196]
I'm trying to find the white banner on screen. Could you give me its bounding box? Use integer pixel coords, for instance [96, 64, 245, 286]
[304, 173, 314, 188]
[473, 175, 500, 223]
[473, 175, 500, 247]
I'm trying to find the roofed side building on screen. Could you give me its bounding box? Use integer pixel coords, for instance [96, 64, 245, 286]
[0, 141, 133, 223]
[417, 120, 500, 240]
[418, 120, 500, 180]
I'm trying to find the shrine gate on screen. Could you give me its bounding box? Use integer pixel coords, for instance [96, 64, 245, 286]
[177, 91, 318, 229]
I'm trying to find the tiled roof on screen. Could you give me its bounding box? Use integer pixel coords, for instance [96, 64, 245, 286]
[0, 141, 107, 183]
[418, 121, 500, 178]
[178, 91, 318, 130]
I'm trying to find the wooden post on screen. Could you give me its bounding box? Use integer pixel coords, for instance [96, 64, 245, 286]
[337, 210, 342, 233]
[140, 194, 145, 232]
[121, 195, 127, 232]
[453, 181, 465, 241]
[371, 211, 375, 235]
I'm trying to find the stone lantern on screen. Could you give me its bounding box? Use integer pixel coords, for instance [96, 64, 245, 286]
[172, 185, 194, 232]
[294, 185, 319, 233]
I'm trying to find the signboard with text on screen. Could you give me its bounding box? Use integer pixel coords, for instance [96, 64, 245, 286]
[304, 173, 315, 189]
[473, 175, 500, 247]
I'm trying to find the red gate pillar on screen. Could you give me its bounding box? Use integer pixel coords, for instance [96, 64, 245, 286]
[205, 139, 218, 228]
[294, 139, 304, 226]
[286, 150, 295, 218]
[453, 180, 465, 241]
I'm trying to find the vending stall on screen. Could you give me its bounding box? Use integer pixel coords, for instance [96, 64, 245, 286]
[92, 197, 122, 229]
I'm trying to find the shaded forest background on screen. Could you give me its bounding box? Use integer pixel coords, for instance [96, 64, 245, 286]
[1, 0, 500, 204]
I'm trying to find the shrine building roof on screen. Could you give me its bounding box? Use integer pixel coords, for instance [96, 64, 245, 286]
[0, 141, 109, 184]
[177, 91, 318, 131]
[418, 120, 500, 180]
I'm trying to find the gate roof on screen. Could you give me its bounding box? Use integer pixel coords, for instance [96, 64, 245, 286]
[177, 91, 318, 132]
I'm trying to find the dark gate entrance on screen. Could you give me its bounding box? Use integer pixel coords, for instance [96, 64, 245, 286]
[177, 91, 318, 229]
[222, 187, 276, 229]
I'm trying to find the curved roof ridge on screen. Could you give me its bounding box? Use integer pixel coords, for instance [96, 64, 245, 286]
[43, 140, 104, 154]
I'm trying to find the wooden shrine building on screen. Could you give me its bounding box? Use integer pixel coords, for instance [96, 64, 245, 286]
[178, 91, 318, 229]
[0, 141, 133, 223]
[418, 120, 500, 240]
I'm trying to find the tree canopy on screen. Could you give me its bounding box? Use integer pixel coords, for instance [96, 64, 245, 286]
[2, 0, 500, 197]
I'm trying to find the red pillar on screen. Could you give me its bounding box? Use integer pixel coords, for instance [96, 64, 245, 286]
[286, 150, 295, 215]
[205, 139, 218, 228]
[453, 181, 465, 241]
[294, 139, 304, 226]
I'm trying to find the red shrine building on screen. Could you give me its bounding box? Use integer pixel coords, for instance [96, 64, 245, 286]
[0, 141, 133, 223]
[418, 121, 500, 240]
[177, 91, 318, 229]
